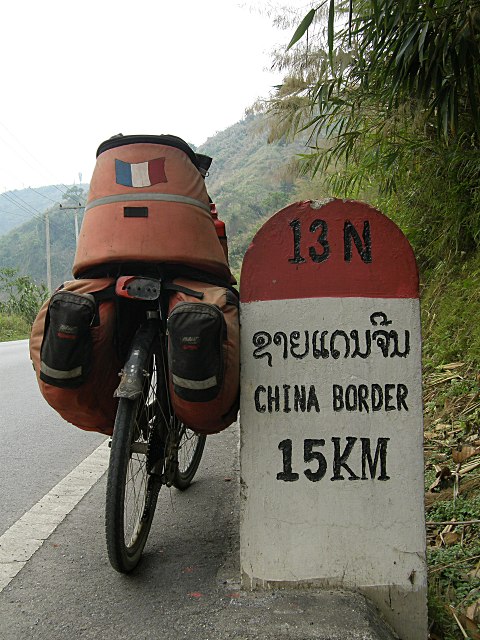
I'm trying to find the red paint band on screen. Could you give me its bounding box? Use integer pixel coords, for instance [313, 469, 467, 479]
[240, 200, 419, 302]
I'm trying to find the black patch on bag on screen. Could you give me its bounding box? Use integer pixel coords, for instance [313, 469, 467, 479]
[40, 291, 96, 388]
[168, 302, 225, 402]
[124, 207, 148, 218]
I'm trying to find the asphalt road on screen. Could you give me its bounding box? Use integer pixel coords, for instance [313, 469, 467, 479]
[0, 417, 242, 640]
[0, 341, 397, 640]
[0, 340, 105, 536]
[0, 339, 243, 639]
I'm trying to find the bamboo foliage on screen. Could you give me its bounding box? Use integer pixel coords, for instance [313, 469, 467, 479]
[269, 0, 480, 197]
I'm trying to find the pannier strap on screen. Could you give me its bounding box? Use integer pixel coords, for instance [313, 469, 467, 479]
[163, 282, 204, 299]
[164, 265, 239, 297]
[56, 283, 116, 302]
[85, 193, 211, 214]
[91, 285, 116, 301]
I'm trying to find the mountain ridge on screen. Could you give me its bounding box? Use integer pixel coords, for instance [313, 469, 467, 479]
[0, 115, 303, 287]
[0, 185, 88, 237]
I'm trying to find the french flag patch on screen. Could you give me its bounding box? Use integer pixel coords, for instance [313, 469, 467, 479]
[115, 158, 167, 188]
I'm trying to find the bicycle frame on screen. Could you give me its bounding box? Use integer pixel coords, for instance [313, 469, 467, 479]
[112, 274, 183, 485]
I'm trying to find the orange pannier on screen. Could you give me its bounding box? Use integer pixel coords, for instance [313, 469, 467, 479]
[73, 134, 231, 281]
[167, 278, 240, 435]
[29, 278, 120, 435]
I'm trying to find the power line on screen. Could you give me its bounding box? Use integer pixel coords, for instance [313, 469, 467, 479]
[27, 186, 59, 205]
[0, 193, 68, 236]
[0, 120, 76, 198]
[0, 207, 32, 219]
[0, 193, 83, 237]
[1, 190, 46, 221]
[0, 192, 43, 221]
[0, 130, 68, 198]
[1, 185, 84, 225]
[8, 191, 45, 216]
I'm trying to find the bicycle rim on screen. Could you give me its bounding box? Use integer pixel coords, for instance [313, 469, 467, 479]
[173, 422, 206, 490]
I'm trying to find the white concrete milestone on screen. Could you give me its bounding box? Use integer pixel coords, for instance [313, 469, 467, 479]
[239, 200, 428, 640]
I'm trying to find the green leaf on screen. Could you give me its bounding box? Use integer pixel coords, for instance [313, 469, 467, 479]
[423, 5, 437, 21]
[395, 24, 421, 68]
[286, 8, 316, 51]
[418, 23, 429, 64]
[328, 0, 335, 68]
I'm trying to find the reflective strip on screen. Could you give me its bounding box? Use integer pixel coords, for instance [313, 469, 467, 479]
[40, 362, 82, 379]
[172, 373, 217, 390]
[85, 193, 211, 214]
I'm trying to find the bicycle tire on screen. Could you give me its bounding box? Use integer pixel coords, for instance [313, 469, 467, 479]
[173, 424, 206, 490]
[105, 343, 163, 573]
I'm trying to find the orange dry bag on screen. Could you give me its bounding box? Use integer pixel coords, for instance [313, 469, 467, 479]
[73, 134, 231, 282]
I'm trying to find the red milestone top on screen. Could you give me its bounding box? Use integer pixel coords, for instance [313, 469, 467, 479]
[240, 199, 419, 303]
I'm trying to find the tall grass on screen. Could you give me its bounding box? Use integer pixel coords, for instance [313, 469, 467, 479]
[0, 314, 30, 342]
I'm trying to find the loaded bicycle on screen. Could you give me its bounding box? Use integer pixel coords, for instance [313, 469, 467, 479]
[30, 134, 239, 574]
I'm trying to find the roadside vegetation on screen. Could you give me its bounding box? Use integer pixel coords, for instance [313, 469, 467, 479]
[0, 268, 48, 341]
[423, 362, 480, 640]
[0, 313, 31, 341]
[261, 2, 480, 637]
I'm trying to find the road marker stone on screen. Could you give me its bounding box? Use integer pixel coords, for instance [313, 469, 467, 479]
[239, 200, 427, 640]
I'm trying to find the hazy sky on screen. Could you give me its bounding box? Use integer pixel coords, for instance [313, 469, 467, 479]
[0, 0, 306, 194]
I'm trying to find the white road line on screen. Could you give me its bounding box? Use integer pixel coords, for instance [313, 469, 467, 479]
[0, 439, 110, 593]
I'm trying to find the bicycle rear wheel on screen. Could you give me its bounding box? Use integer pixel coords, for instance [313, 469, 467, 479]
[105, 343, 163, 573]
[173, 423, 206, 490]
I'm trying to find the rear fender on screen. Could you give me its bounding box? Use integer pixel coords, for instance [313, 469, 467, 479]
[114, 321, 159, 400]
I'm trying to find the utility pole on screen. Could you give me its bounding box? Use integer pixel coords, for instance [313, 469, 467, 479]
[45, 210, 52, 294]
[59, 204, 84, 245]
[44, 202, 84, 291]
[74, 208, 79, 242]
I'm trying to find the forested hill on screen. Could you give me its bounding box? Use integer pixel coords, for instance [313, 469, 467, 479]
[0, 115, 304, 287]
[198, 115, 304, 274]
[0, 185, 87, 237]
[0, 185, 87, 289]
